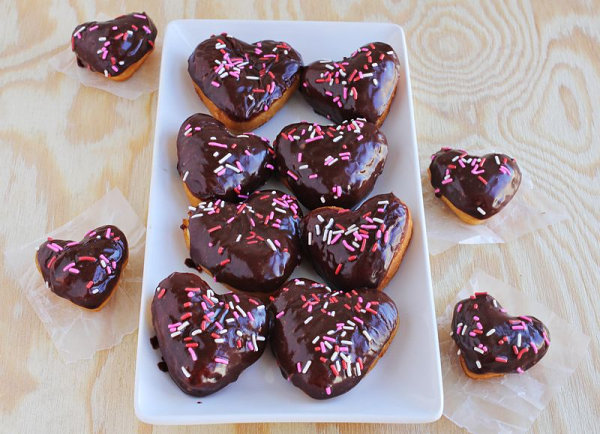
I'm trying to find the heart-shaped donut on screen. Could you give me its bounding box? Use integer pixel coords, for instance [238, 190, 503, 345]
[187, 34, 303, 133]
[71, 12, 157, 81]
[35, 225, 128, 310]
[274, 119, 388, 210]
[429, 148, 522, 224]
[301, 193, 412, 291]
[451, 292, 550, 378]
[152, 272, 268, 396]
[269, 277, 398, 399]
[300, 42, 400, 126]
[182, 190, 303, 295]
[177, 113, 274, 205]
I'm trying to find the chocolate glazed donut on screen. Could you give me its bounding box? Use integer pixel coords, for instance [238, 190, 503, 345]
[35, 225, 128, 310]
[274, 119, 388, 210]
[187, 34, 303, 132]
[71, 12, 157, 81]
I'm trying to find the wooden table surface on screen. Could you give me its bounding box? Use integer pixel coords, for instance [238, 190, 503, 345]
[2, 1, 599, 432]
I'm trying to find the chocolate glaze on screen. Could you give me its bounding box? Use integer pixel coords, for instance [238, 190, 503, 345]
[186, 190, 303, 294]
[300, 42, 400, 124]
[152, 272, 268, 396]
[301, 193, 410, 291]
[429, 148, 522, 220]
[451, 293, 550, 375]
[269, 278, 398, 399]
[187, 34, 303, 122]
[71, 12, 157, 78]
[274, 119, 388, 210]
[176, 113, 274, 202]
[36, 225, 128, 310]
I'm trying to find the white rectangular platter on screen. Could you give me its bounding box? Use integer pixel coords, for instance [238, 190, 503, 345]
[135, 19, 443, 425]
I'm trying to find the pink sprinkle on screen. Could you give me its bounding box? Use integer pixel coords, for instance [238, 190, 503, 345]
[342, 240, 355, 252]
[214, 357, 229, 365]
[133, 13, 147, 19]
[276, 311, 285, 319]
[304, 135, 324, 144]
[188, 348, 197, 361]
[495, 356, 508, 363]
[330, 233, 342, 245]
[287, 170, 299, 181]
[441, 178, 453, 185]
[68, 268, 80, 274]
[297, 362, 302, 373]
[297, 153, 303, 163]
[208, 141, 228, 148]
[143, 25, 152, 34]
[325, 387, 332, 396]
[211, 81, 221, 87]
[247, 311, 254, 322]
[309, 174, 318, 179]
[62, 262, 76, 272]
[88, 25, 98, 31]
[157, 288, 166, 299]
[353, 316, 364, 325]
[322, 336, 336, 343]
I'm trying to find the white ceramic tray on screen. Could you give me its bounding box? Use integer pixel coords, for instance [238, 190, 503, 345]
[135, 19, 442, 425]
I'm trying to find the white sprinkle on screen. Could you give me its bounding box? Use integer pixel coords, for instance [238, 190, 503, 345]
[252, 333, 258, 351]
[246, 76, 259, 80]
[302, 360, 312, 374]
[486, 328, 495, 336]
[341, 340, 353, 345]
[181, 366, 191, 378]
[362, 330, 373, 342]
[477, 207, 486, 216]
[320, 196, 326, 203]
[308, 232, 312, 246]
[476, 360, 482, 369]
[331, 351, 339, 361]
[517, 333, 522, 347]
[213, 165, 225, 173]
[182, 171, 189, 182]
[495, 156, 501, 165]
[304, 316, 313, 324]
[218, 153, 232, 164]
[170, 331, 181, 338]
[235, 234, 242, 242]
[191, 329, 202, 336]
[312, 336, 320, 344]
[214, 338, 226, 343]
[299, 164, 309, 170]
[236, 305, 247, 317]
[266, 238, 277, 251]
[473, 346, 485, 354]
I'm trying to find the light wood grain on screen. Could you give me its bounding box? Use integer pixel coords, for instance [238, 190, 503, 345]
[1, 0, 599, 432]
